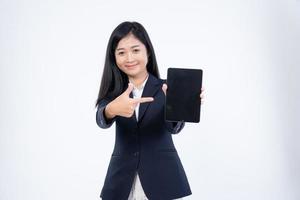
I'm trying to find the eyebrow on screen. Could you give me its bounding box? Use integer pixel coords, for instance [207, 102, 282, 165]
[116, 45, 140, 51]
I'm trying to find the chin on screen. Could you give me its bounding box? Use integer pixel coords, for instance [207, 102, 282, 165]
[127, 73, 139, 78]
[124, 70, 139, 77]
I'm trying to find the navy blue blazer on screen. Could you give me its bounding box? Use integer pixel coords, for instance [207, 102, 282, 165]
[96, 74, 192, 200]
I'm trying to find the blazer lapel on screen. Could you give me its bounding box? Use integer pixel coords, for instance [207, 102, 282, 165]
[138, 74, 161, 122]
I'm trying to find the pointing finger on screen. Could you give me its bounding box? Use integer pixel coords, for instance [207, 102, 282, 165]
[134, 97, 154, 104]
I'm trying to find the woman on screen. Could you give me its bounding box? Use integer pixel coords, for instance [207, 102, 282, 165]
[95, 21, 204, 200]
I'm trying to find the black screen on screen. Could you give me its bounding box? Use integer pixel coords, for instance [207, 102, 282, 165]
[165, 68, 203, 123]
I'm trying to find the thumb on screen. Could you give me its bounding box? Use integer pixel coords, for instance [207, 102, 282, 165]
[162, 83, 168, 96]
[124, 83, 134, 96]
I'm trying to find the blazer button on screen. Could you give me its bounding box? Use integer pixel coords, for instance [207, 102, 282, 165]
[133, 152, 139, 156]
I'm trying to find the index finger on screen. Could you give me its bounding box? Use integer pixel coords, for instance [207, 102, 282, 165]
[134, 97, 154, 104]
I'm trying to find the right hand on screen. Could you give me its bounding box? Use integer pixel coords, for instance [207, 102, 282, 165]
[105, 83, 154, 118]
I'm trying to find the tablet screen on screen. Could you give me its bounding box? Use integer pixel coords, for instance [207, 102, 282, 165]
[165, 68, 203, 123]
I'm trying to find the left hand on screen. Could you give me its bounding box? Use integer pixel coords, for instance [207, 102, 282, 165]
[200, 87, 205, 105]
[162, 83, 205, 105]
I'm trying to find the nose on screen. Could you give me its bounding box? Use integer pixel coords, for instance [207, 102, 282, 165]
[126, 52, 134, 62]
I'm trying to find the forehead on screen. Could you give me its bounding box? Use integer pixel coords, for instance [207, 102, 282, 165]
[116, 34, 144, 49]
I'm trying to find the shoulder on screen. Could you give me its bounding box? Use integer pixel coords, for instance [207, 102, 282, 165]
[147, 73, 165, 87]
[157, 78, 165, 85]
[148, 73, 165, 85]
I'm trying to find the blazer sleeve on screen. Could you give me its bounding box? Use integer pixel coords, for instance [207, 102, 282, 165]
[165, 121, 185, 134]
[96, 99, 116, 129]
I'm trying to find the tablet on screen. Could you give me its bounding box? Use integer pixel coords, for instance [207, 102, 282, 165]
[165, 68, 203, 123]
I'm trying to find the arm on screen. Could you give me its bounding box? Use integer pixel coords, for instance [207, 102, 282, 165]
[161, 82, 185, 134]
[161, 82, 204, 134]
[96, 83, 154, 129]
[96, 99, 116, 129]
[165, 120, 185, 134]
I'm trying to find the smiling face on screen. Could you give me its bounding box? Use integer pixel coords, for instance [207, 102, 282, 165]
[115, 33, 149, 80]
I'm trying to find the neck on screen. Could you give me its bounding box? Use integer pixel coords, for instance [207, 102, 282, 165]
[128, 72, 149, 88]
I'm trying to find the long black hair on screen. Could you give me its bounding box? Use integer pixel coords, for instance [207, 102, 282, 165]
[95, 21, 160, 108]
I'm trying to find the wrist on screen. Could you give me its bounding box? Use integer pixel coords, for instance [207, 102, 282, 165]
[105, 103, 116, 119]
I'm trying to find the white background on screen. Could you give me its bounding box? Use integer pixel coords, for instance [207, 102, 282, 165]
[1, 0, 299, 199]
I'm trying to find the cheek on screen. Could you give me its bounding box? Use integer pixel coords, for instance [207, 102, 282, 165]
[115, 57, 124, 67]
[144, 58, 149, 68]
[139, 54, 148, 66]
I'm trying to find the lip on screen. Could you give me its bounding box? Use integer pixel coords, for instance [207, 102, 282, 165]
[125, 64, 138, 68]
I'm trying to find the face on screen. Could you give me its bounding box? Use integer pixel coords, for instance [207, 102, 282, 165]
[115, 33, 148, 79]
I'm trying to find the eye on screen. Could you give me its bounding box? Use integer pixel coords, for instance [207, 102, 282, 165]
[133, 49, 140, 53]
[117, 51, 125, 56]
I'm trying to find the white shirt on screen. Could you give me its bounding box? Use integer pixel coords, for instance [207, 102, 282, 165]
[130, 75, 149, 121]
